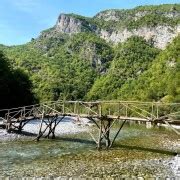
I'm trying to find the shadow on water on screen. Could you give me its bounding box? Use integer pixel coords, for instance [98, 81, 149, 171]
[56, 137, 96, 145]
[8, 128, 178, 156]
[11, 130, 37, 137]
[114, 144, 178, 156]
[55, 137, 177, 156]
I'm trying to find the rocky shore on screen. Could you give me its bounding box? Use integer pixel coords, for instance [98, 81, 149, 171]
[0, 117, 91, 141]
[0, 118, 179, 178]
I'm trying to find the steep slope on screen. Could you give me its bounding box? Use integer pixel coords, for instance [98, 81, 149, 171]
[0, 33, 113, 102]
[86, 36, 160, 100]
[95, 4, 180, 49]
[115, 35, 180, 103]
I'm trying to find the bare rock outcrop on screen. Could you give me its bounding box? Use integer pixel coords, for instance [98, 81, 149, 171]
[39, 6, 180, 50]
[56, 14, 84, 33]
[100, 25, 180, 49]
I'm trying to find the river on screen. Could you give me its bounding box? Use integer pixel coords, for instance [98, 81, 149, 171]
[0, 123, 179, 178]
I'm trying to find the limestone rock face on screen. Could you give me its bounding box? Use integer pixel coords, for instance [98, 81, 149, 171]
[39, 6, 180, 50]
[95, 10, 148, 22]
[55, 14, 83, 34]
[55, 14, 98, 34]
[95, 10, 121, 21]
[100, 25, 180, 49]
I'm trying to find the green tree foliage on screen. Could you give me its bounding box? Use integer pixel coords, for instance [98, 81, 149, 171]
[93, 4, 180, 30]
[0, 4, 179, 105]
[0, 33, 113, 102]
[127, 13, 179, 29]
[87, 36, 160, 100]
[117, 35, 180, 103]
[0, 51, 35, 109]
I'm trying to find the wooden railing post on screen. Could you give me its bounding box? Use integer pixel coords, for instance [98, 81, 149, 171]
[125, 103, 128, 117]
[151, 103, 154, 120]
[63, 102, 65, 114]
[118, 103, 120, 117]
[54, 103, 56, 114]
[20, 108, 23, 118]
[99, 102, 102, 117]
[74, 101, 77, 114]
[24, 107, 26, 118]
[156, 103, 159, 119]
[77, 101, 79, 115]
[6, 110, 11, 132]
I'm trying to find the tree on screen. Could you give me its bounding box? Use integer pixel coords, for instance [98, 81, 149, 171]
[0, 51, 36, 109]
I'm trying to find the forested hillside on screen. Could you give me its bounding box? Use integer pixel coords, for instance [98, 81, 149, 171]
[0, 51, 35, 109]
[0, 33, 113, 102]
[0, 4, 179, 108]
[87, 35, 180, 103]
[116, 35, 180, 103]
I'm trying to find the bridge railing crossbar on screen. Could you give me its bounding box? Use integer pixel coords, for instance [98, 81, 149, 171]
[0, 101, 180, 124]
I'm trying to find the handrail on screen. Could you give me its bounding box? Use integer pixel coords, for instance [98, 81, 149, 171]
[0, 100, 179, 112]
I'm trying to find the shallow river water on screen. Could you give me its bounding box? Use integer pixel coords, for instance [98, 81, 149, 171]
[0, 124, 179, 178]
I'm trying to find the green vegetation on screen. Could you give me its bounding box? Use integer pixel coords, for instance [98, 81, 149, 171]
[87, 35, 180, 103]
[0, 33, 113, 102]
[116, 35, 180, 103]
[127, 13, 179, 29]
[86, 36, 160, 100]
[0, 4, 179, 107]
[0, 51, 35, 109]
[93, 4, 180, 30]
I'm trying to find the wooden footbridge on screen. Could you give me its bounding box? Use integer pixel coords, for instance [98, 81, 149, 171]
[0, 101, 179, 149]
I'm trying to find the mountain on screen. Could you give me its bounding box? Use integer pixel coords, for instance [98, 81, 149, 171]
[86, 36, 160, 100]
[87, 35, 180, 103]
[40, 4, 180, 49]
[116, 35, 180, 103]
[0, 4, 179, 106]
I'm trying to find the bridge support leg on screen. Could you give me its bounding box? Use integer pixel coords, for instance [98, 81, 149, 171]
[6, 122, 12, 133]
[46, 115, 65, 139]
[36, 115, 65, 141]
[97, 119, 103, 150]
[46, 117, 56, 139]
[110, 120, 126, 148]
[105, 119, 111, 148]
[97, 119, 112, 149]
[36, 117, 45, 141]
[88, 117, 125, 149]
[18, 121, 23, 133]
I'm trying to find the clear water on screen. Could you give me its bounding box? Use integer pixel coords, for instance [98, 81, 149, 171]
[0, 124, 179, 178]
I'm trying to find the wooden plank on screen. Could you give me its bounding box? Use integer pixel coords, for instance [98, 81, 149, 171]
[163, 120, 180, 135]
[110, 120, 126, 148]
[107, 115, 149, 122]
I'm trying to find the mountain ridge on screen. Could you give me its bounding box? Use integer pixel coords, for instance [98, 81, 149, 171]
[39, 4, 180, 49]
[0, 4, 179, 106]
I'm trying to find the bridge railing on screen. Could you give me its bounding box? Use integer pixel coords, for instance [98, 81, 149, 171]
[60, 101, 180, 121]
[0, 101, 180, 123]
[102, 101, 180, 121]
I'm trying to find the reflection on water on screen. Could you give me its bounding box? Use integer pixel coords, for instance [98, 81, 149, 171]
[0, 124, 179, 178]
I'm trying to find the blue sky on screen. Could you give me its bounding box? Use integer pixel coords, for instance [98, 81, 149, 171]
[0, 0, 179, 45]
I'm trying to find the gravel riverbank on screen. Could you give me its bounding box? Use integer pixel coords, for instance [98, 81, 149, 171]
[0, 117, 92, 141]
[0, 118, 179, 178]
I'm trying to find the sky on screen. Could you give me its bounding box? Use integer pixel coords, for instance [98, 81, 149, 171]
[0, 0, 180, 45]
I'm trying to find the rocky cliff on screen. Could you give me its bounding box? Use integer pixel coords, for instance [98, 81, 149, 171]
[99, 25, 180, 49]
[40, 4, 180, 49]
